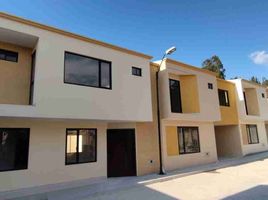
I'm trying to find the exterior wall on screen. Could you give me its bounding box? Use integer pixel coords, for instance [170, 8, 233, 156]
[0, 119, 107, 192]
[0, 16, 152, 122]
[215, 125, 242, 157]
[215, 79, 239, 125]
[162, 120, 218, 171]
[0, 41, 32, 105]
[244, 88, 260, 116]
[158, 60, 220, 122]
[240, 121, 268, 155]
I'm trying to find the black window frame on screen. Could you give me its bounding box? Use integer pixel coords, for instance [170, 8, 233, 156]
[177, 127, 200, 155]
[0, 48, 18, 62]
[64, 51, 112, 90]
[65, 128, 97, 165]
[208, 83, 213, 90]
[169, 79, 183, 113]
[0, 128, 30, 172]
[246, 125, 259, 144]
[132, 67, 142, 77]
[218, 89, 230, 107]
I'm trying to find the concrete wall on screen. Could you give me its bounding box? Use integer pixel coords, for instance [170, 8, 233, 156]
[0, 16, 152, 122]
[215, 125, 242, 157]
[0, 41, 32, 105]
[162, 120, 218, 171]
[244, 88, 260, 116]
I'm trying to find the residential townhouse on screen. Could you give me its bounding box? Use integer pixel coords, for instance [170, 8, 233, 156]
[0, 12, 160, 192]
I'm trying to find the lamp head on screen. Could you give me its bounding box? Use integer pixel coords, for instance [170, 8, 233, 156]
[165, 46, 176, 55]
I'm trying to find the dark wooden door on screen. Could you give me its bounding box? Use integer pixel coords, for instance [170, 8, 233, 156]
[107, 129, 137, 177]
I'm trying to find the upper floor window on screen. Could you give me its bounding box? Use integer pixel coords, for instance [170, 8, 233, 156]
[64, 52, 111, 89]
[178, 127, 200, 154]
[262, 93, 265, 98]
[0, 49, 18, 62]
[218, 89, 230, 106]
[169, 79, 182, 113]
[0, 128, 30, 172]
[246, 125, 259, 144]
[208, 83, 213, 90]
[132, 67, 142, 76]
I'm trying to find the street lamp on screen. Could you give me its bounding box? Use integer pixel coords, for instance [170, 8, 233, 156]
[156, 46, 176, 175]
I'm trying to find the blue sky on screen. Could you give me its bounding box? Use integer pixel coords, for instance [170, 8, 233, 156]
[2, 0, 268, 80]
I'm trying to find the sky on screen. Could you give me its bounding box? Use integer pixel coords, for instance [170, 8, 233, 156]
[1, 0, 268, 80]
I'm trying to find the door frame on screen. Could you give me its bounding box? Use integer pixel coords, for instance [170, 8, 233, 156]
[106, 128, 137, 177]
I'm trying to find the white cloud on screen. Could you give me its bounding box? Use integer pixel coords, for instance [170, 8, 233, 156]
[249, 50, 268, 65]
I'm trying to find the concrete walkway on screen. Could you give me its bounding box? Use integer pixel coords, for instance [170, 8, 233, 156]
[3, 151, 268, 200]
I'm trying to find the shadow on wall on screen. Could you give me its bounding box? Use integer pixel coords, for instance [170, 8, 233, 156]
[223, 185, 268, 200]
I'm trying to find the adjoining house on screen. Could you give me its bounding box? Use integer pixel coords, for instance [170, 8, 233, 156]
[152, 59, 221, 171]
[0, 12, 160, 192]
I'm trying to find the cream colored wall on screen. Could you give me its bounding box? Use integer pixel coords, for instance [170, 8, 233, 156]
[214, 125, 242, 157]
[0, 17, 152, 122]
[159, 61, 220, 122]
[0, 41, 32, 105]
[0, 119, 107, 192]
[244, 88, 260, 116]
[161, 120, 218, 171]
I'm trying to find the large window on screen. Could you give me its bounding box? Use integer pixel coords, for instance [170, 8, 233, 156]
[178, 127, 200, 154]
[0, 128, 30, 172]
[64, 52, 111, 89]
[246, 125, 259, 144]
[66, 129, 97, 165]
[0, 49, 18, 62]
[218, 89, 230, 106]
[169, 79, 182, 113]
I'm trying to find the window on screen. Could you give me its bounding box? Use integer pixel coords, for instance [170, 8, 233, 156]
[0, 128, 30, 172]
[66, 129, 97, 165]
[169, 79, 182, 113]
[208, 83, 213, 89]
[132, 67, 142, 76]
[246, 125, 259, 144]
[29, 51, 36, 105]
[262, 93, 265, 98]
[64, 52, 111, 89]
[0, 49, 18, 62]
[178, 127, 200, 154]
[218, 89, 230, 106]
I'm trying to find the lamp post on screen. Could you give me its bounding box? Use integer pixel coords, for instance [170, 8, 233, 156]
[156, 46, 176, 175]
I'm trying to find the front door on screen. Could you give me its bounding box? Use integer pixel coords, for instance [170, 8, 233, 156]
[107, 129, 137, 177]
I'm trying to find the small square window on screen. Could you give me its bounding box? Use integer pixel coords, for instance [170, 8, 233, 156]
[262, 93, 265, 98]
[0, 49, 18, 62]
[208, 83, 213, 89]
[132, 67, 142, 76]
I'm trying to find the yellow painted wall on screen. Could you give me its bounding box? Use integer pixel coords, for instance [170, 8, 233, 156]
[165, 126, 179, 156]
[215, 79, 239, 125]
[244, 88, 260, 116]
[0, 42, 32, 105]
[240, 124, 248, 145]
[180, 75, 200, 113]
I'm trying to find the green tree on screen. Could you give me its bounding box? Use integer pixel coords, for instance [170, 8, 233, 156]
[250, 76, 261, 84]
[202, 55, 226, 79]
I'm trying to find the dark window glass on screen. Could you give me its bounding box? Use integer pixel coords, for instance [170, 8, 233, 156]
[0, 49, 18, 62]
[208, 83, 213, 89]
[178, 127, 200, 154]
[29, 51, 36, 105]
[262, 93, 265, 98]
[218, 89, 230, 106]
[66, 129, 97, 165]
[169, 79, 182, 113]
[64, 52, 111, 89]
[132, 67, 142, 76]
[0, 128, 30, 171]
[246, 125, 259, 144]
[243, 91, 249, 115]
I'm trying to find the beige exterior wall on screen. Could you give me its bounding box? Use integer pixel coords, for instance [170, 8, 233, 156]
[161, 120, 218, 171]
[0, 41, 32, 105]
[244, 88, 260, 116]
[215, 126, 242, 157]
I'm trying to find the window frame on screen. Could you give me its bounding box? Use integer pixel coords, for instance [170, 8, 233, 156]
[64, 51, 112, 90]
[0, 128, 30, 172]
[208, 83, 213, 90]
[65, 128, 97, 165]
[169, 79, 183, 113]
[132, 67, 142, 77]
[0, 48, 18, 62]
[246, 125, 259, 144]
[218, 89, 230, 107]
[177, 126, 200, 155]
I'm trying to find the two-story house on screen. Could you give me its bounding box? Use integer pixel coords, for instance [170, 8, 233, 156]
[0, 12, 160, 192]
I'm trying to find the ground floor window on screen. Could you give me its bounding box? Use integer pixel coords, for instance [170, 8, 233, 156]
[0, 128, 30, 172]
[246, 125, 259, 144]
[178, 127, 200, 154]
[66, 129, 97, 165]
